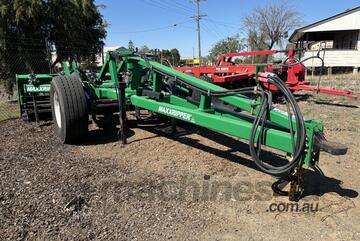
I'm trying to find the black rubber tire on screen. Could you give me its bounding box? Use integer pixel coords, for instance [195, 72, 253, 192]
[50, 75, 88, 144]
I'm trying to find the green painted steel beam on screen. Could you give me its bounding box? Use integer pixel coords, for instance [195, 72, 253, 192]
[16, 74, 56, 114]
[72, 53, 322, 166]
[15, 51, 324, 169]
[131, 95, 294, 153]
[144, 60, 324, 132]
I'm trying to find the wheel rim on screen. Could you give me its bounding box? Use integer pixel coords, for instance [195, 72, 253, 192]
[53, 91, 62, 128]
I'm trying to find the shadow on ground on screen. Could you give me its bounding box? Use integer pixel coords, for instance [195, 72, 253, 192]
[303, 168, 358, 199]
[293, 93, 359, 108]
[314, 100, 359, 108]
[83, 114, 358, 200]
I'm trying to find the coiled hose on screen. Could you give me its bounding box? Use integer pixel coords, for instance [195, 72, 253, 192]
[154, 68, 306, 177]
[249, 73, 306, 177]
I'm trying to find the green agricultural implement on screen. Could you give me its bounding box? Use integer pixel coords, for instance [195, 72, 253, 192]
[15, 60, 81, 122]
[16, 73, 55, 121]
[16, 50, 347, 200]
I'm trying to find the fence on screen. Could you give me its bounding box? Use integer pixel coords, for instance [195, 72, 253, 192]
[0, 37, 102, 122]
[0, 101, 19, 122]
[0, 79, 18, 121]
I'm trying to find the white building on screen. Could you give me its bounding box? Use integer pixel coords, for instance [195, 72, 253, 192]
[96, 46, 122, 66]
[289, 6, 360, 74]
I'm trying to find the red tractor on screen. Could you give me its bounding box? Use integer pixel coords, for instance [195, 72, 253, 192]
[175, 49, 357, 99]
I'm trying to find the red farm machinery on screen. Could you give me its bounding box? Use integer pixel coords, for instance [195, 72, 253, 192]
[175, 48, 357, 99]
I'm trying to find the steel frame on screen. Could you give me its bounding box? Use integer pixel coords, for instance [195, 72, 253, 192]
[74, 51, 324, 168]
[175, 49, 357, 99]
[15, 50, 348, 200]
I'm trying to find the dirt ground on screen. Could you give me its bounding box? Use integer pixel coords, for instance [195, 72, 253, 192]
[0, 90, 359, 240]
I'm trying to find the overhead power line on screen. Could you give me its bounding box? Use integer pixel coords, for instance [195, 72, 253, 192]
[203, 19, 241, 39]
[165, 0, 194, 11]
[151, 0, 193, 14]
[161, 0, 194, 14]
[111, 19, 193, 34]
[140, 0, 192, 16]
[202, 21, 223, 39]
[206, 18, 240, 28]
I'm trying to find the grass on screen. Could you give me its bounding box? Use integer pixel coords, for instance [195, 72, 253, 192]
[307, 73, 360, 94]
[0, 101, 20, 122]
[307, 73, 360, 81]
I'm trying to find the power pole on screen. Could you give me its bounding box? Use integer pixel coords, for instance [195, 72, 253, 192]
[191, 0, 206, 66]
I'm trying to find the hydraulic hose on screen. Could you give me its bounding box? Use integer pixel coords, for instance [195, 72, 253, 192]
[152, 67, 306, 177]
[249, 73, 306, 177]
[279, 46, 326, 95]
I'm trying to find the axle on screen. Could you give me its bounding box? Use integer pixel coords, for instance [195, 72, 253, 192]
[17, 49, 348, 200]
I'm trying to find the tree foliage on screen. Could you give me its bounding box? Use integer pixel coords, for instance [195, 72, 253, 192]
[207, 35, 246, 64]
[243, 1, 301, 51]
[125, 40, 181, 67]
[48, 0, 107, 64]
[0, 0, 106, 91]
[160, 48, 180, 67]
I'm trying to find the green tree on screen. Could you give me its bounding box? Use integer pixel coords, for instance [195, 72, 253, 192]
[160, 48, 181, 67]
[0, 0, 107, 92]
[0, 0, 48, 93]
[169, 48, 180, 66]
[48, 0, 107, 65]
[207, 35, 246, 64]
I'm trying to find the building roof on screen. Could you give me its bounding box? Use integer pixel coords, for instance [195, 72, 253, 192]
[289, 6, 360, 42]
[103, 46, 122, 52]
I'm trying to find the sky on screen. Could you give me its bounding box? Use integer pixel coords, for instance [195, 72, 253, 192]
[95, 0, 360, 58]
